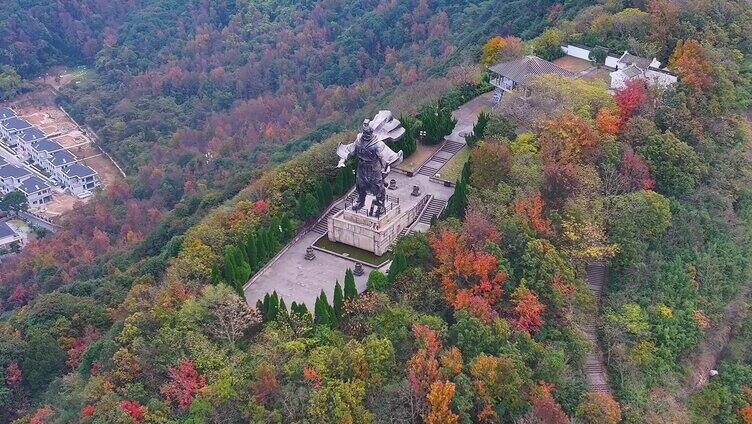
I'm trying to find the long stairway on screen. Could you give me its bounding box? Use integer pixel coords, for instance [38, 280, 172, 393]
[583, 262, 611, 393]
[418, 198, 447, 224]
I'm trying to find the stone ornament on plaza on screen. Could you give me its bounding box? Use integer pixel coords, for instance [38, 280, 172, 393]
[336, 111, 405, 217]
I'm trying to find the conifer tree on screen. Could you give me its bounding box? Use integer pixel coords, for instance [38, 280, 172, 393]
[245, 233, 258, 269]
[255, 234, 266, 263]
[333, 281, 344, 325]
[210, 265, 220, 285]
[388, 252, 407, 283]
[344, 269, 358, 300]
[314, 290, 331, 326]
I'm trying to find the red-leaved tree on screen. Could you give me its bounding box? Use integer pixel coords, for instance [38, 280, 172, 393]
[160, 359, 207, 410]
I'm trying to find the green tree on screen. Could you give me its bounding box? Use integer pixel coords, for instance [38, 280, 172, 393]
[0, 66, 23, 100]
[22, 328, 66, 394]
[638, 132, 706, 197]
[0, 190, 28, 214]
[367, 270, 389, 292]
[606, 190, 671, 268]
[333, 281, 344, 325]
[388, 252, 407, 283]
[344, 269, 358, 300]
[419, 102, 457, 145]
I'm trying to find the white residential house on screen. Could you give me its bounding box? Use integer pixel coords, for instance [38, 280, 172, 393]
[607, 51, 677, 90]
[18, 176, 52, 207]
[0, 222, 22, 252]
[47, 149, 78, 179]
[16, 127, 47, 160]
[0, 107, 15, 121]
[489, 55, 577, 101]
[0, 164, 32, 194]
[61, 163, 100, 195]
[28, 139, 64, 170]
[0, 117, 33, 148]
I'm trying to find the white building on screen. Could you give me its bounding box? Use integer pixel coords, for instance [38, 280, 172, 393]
[0, 164, 32, 194]
[0, 117, 33, 148]
[0, 222, 22, 252]
[18, 176, 52, 207]
[61, 163, 100, 195]
[607, 51, 677, 90]
[16, 127, 47, 160]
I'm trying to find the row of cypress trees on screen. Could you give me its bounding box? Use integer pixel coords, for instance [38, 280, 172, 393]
[314, 268, 358, 327]
[211, 216, 295, 295]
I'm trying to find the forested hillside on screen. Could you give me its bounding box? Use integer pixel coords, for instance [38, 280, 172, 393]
[2, 0, 752, 422]
[0, 0, 596, 422]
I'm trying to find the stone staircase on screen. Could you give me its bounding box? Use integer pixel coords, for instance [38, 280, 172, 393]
[583, 262, 611, 394]
[312, 206, 341, 234]
[416, 140, 466, 177]
[418, 197, 447, 224]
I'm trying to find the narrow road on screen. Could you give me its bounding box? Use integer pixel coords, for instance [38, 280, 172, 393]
[583, 262, 612, 393]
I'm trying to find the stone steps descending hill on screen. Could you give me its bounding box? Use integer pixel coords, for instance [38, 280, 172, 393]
[583, 261, 612, 394]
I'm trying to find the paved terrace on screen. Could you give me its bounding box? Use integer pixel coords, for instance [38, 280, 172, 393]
[244, 92, 492, 308]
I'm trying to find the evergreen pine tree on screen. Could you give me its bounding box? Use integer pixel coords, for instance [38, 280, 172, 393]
[388, 252, 407, 283]
[278, 298, 289, 320]
[246, 233, 258, 269]
[344, 269, 357, 300]
[314, 290, 331, 326]
[333, 281, 344, 325]
[255, 234, 266, 263]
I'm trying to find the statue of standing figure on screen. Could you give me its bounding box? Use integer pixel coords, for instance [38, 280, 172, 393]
[336, 111, 405, 217]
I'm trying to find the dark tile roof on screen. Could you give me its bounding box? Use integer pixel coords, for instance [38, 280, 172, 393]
[618, 52, 652, 70]
[0, 107, 15, 120]
[621, 65, 644, 78]
[20, 127, 46, 143]
[31, 138, 63, 153]
[50, 149, 77, 167]
[0, 164, 30, 179]
[1, 117, 32, 131]
[64, 163, 97, 178]
[0, 222, 18, 239]
[19, 176, 49, 194]
[489, 56, 577, 84]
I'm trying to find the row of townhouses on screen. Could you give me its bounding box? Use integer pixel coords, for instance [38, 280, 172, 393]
[0, 106, 100, 204]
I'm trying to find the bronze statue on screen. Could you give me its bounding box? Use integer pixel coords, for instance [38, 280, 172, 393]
[337, 111, 405, 217]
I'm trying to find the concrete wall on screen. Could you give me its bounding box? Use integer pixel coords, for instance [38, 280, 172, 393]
[328, 195, 428, 256]
[562, 44, 592, 61]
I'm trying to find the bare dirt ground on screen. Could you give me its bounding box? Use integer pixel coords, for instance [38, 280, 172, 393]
[553, 56, 593, 72]
[42, 192, 85, 218]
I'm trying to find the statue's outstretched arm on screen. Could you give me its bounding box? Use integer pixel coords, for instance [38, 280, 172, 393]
[336, 141, 356, 167]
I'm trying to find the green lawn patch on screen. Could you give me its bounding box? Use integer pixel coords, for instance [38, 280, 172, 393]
[313, 234, 391, 267]
[436, 146, 469, 184]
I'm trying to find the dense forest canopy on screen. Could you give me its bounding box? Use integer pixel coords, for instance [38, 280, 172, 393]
[1, 0, 752, 422]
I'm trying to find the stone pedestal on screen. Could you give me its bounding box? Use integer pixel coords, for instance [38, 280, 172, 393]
[328, 194, 425, 256]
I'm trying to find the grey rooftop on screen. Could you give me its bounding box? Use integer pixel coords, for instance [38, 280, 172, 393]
[64, 162, 97, 178]
[489, 55, 577, 84]
[1, 117, 32, 131]
[19, 176, 49, 194]
[0, 107, 15, 120]
[0, 222, 18, 239]
[0, 165, 30, 179]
